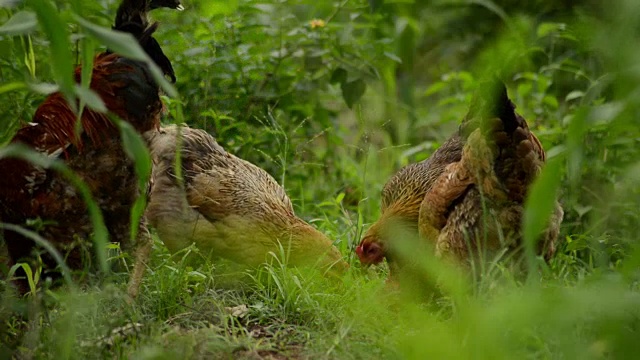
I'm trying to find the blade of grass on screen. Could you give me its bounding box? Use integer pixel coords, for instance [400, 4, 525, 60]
[28, 0, 75, 108]
[74, 16, 177, 98]
[1, 223, 74, 288]
[114, 118, 152, 243]
[523, 155, 563, 282]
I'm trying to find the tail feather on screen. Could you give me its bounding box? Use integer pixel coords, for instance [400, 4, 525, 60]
[140, 25, 176, 83]
[459, 78, 546, 202]
[461, 77, 523, 137]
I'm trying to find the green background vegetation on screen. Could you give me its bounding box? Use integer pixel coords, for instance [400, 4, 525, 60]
[1, 0, 640, 358]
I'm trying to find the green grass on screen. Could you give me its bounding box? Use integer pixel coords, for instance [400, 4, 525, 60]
[2, 0, 640, 358]
[3, 239, 639, 359]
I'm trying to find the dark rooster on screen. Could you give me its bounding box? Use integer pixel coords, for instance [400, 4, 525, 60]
[357, 80, 562, 276]
[0, 0, 180, 297]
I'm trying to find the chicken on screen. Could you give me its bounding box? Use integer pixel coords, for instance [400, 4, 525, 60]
[357, 80, 563, 274]
[0, 0, 179, 296]
[356, 136, 463, 268]
[144, 125, 349, 276]
[418, 83, 563, 263]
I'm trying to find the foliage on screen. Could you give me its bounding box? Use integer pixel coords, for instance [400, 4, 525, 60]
[1, 0, 640, 358]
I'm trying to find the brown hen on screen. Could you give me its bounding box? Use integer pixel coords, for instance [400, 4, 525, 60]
[357, 80, 563, 274]
[145, 125, 349, 276]
[0, 0, 180, 296]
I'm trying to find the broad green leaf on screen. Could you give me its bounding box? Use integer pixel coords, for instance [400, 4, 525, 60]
[0, 143, 109, 273]
[28, 0, 75, 106]
[341, 79, 366, 109]
[74, 16, 177, 98]
[330, 67, 347, 84]
[0, 11, 37, 35]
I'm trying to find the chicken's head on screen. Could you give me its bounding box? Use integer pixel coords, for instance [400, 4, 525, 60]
[356, 235, 385, 266]
[150, 0, 184, 10]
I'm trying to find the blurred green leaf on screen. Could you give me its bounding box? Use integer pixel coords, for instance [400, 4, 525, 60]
[80, 35, 95, 93]
[202, 0, 238, 17]
[116, 120, 152, 243]
[368, 0, 383, 12]
[537, 22, 566, 38]
[0, 11, 37, 35]
[383, 51, 402, 64]
[74, 16, 177, 98]
[0, 81, 26, 94]
[523, 155, 563, 276]
[470, 0, 509, 23]
[566, 108, 588, 185]
[565, 90, 584, 102]
[341, 79, 366, 109]
[28, 0, 75, 105]
[74, 85, 106, 113]
[330, 68, 348, 85]
[28, 82, 59, 94]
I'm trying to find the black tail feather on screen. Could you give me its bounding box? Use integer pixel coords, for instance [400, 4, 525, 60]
[460, 77, 519, 137]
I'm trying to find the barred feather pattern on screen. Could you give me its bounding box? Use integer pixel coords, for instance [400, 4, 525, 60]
[145, 125, 348, 274]
[358, 81, 563, 273]
[357, 135, 463, 265]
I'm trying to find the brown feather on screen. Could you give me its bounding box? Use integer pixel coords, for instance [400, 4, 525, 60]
[357, 81, 563, 276]
[145, 125, 349, 275]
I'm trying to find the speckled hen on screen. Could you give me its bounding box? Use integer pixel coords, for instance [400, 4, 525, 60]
[357, 80, 563, 274]
[145, 125, 349, 275]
